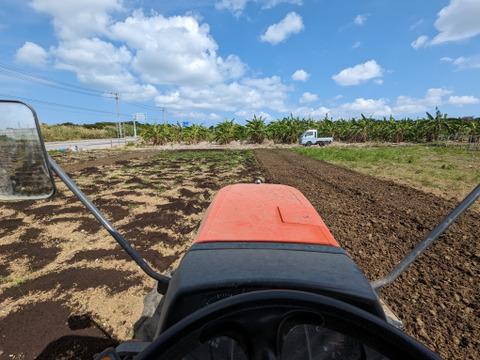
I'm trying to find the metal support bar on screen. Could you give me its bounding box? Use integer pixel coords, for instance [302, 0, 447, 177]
[371, 183, 480, 292]
[48, 155, 170, 294]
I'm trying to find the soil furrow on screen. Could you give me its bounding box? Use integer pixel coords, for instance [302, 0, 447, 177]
[254, 148, 479, 359]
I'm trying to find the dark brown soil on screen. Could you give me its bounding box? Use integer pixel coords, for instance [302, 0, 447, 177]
[254, 149, 480, 360]
[0, 148, 478, 359]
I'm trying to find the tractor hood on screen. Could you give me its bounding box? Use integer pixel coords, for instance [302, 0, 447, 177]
[194, 184, 339, 246]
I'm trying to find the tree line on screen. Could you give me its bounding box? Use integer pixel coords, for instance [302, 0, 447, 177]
[44, 108, 479, 145]
[140, 108, 480, 145]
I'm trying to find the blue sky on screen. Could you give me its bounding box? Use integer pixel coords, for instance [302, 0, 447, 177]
[1, 0, 479, 126]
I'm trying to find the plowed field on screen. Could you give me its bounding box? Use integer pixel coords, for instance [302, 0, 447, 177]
[0, 148, 478, 359]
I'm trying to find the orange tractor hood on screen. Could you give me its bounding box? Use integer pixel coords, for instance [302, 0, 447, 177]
[194, 184, 339, 247]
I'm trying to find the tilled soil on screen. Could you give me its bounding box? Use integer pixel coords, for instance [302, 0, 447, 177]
[255, 149, 480, 360]
[0, 149, 260, 360]
[0, 148, 478, 359]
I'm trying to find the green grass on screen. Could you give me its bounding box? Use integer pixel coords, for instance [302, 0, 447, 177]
[292, 145, 480, 202]
[41, 124, 116, 142]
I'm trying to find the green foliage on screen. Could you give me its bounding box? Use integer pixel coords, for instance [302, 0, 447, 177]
[40, 123, 116, 141]
[269, 114, 315, 143]
[140, 121, 174, 145]
[245, 115, 269, 143]
[213, 118, 238, 144]
[183, 123, 211, 144]
[293, 145, 480, 197]
[40, 108, 480, 145]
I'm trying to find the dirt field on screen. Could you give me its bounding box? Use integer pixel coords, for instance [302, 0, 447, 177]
[0, 148, 478, 359]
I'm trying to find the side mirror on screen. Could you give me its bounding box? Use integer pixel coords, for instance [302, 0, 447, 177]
[0, 100, 55, 200]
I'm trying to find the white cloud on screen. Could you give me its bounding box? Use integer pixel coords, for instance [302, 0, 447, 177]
[215, 0, 302, 16]
[209, 113, 221, 121]
[215, 0, 249, 17]
[431, 0, 480, 45]
[294, 106, 330, 119]
[354, 14, 368, 25]
[109, 11, 246, 86]
[332, 60, 384, 86]
[260, 12, 304, 45]
[51, 37, 158, 100]
[440, 57, 453, 62]
[24, 2, 299, 119]
[15, 42, 49, 69]
[451, 55, 480, 70]
[291, 69, 310, 81]
[299, 92, 318, 103]
[155, 76, 291, 114]
[352, 41, 361, 49]
[411, 35, 429, 49]
[30, 0, 123, 40]
[448, 95, 480, 105]
[262, 0, 303, 9]
[334, 98, 392, 118]
[393, 88, 453, 114]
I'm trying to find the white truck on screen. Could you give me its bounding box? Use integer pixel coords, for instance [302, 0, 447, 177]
[299, 129, 333, 146]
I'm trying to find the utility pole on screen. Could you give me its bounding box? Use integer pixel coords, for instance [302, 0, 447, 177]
[114, 92, 121, 139]
[162, 107, 165, 123]
[133, 114, 137, 138]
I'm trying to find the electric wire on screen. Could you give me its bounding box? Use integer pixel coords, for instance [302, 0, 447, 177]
[0, 62, 163, 116]
[0, 93, 131, 118]
[0, 63, 109, 97]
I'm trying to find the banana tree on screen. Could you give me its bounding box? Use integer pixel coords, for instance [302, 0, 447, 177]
[245, 115, 269, 143]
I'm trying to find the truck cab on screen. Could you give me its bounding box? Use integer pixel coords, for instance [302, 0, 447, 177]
[299, 129, 333, 146]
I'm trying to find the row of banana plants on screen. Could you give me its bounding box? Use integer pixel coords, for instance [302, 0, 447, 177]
[140, 109, 480, 145]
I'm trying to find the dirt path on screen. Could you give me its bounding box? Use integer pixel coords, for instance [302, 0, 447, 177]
[255, 149, 480, 359]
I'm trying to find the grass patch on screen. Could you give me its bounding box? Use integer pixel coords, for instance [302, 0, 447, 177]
[293, 145, 480, 204]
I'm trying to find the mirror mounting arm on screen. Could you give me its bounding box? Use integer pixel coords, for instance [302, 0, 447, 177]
[48, 155, 170, 294]
[371, 183, 480, 293]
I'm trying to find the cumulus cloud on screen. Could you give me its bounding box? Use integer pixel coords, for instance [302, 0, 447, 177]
[294, 106, 330, 119]
[299, 92, 318, 103]
[431, 0, 480, 45]
[411, 35, 429, 49]
[260, 12, 304, 45]
[15, 42, 49, 69]
[30, 0, 123, 40]
[155, 76, 291, 114]
[24, 5, 255, 104]
[23, 0, 298, 119]
[393, 88, 453, 114]
[448, 95, 480, 105]
[332, 60, 384, 86]
[335, 98, 392, 118]
[291, 69, 310, 82]
[51, 38, 158, 100]
[109, 11, 246, 86]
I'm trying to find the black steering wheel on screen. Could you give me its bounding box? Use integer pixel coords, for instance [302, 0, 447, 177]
[136, 290, 443, 360]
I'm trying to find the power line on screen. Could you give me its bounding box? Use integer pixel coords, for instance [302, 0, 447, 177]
[0, 62, 163, 116]
[121, 99, 163, 112]
[0, 63, 110, 98]
[0, 93, 132, 118]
